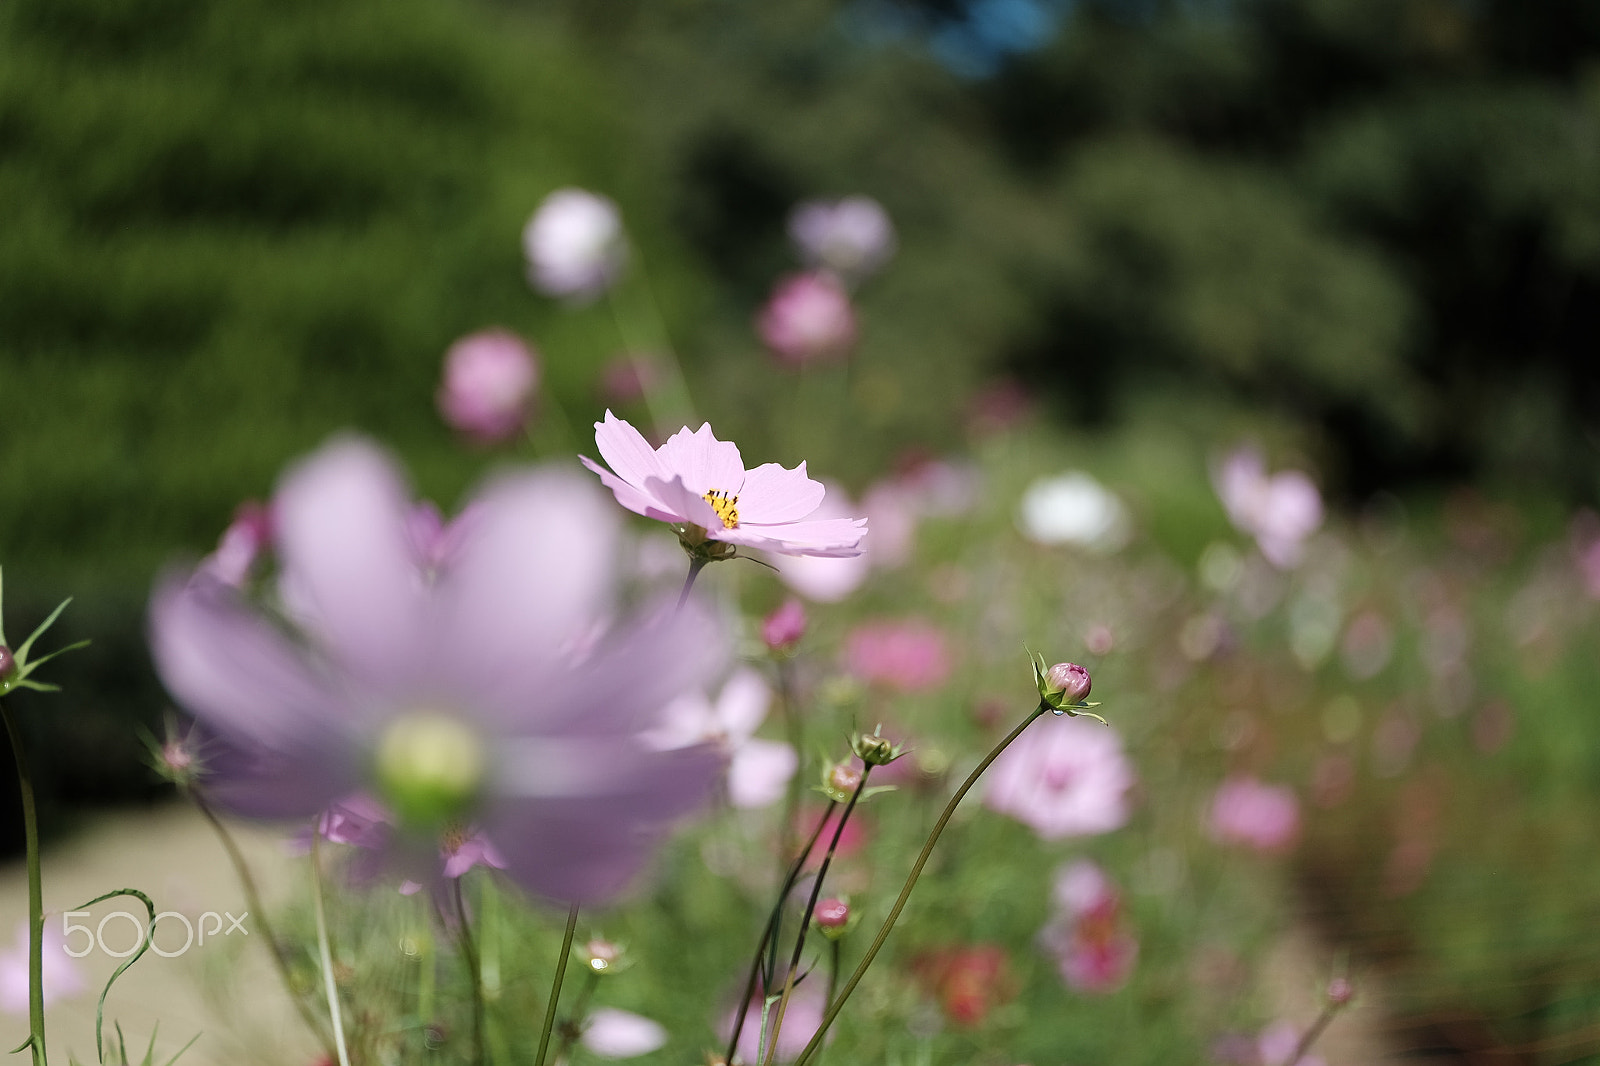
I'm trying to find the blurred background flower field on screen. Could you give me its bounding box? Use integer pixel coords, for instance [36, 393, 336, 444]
[4, 0, 1600, 1062]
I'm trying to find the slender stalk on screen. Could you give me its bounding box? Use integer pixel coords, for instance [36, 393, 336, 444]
[791, 706, 1050, 1066]
[1287, 996, 1347, 1066]
[1, 697, 47, 1066]
[308, 833, 352, 1066]
[764, 768, 871, 1065]
[452, 879, 486, 1066]
[534, 902, 581, 1066]
[678, 557, 709, 610]
[724, 802, 837, 1066]
[825, 939, 841, 1021]
[192, 793, 330, 1049]
[549, 967, 602, 1065]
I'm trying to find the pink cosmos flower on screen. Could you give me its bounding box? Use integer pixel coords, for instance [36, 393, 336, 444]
[984, 717, 1134, 839]
[436, 329, 539, 443]
[788, 196, 896, 282]
[1208, 777, 1301, 852]
[843, 619, 952, 692]
[0, 920, 83, 1014]
[757, 272, 858, 366]
[581, 412, 867, 559]
[523, 188, 627, 301]
[1213, 448, 1323, 569]
[1039, 860, 1138, 994]
[151, 437, 726, 903]
[581, 1008, 668, 1059]
[650, 668, 798, 809]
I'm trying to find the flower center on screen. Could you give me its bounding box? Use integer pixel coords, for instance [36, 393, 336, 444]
[702, 490, 740, 529]
[375, 713, 486, 829]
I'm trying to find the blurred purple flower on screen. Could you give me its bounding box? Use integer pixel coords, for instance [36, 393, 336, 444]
[524, 188, 627, 301]
[1208, 777, 1300, 853]
[436, 329, 539, 443]
[984, 717, 1133, 839]
[650, 668, 798, 810]
[151, 437, 726, 903]
[0, 920, 83, 1015]
[757, 272, 858, 366]
[788, 196, 896, 282]
[581, 412, 867, 558]
[843, 619, 952, 692]
[1213, 448, 1323, 569]
[581, 1008, 668, 1059]
[1039, 860, 1137, 994]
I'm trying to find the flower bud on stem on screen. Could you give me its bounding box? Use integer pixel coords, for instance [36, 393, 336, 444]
[1286, 978, 1356, 1066]
[790, 703, 1053, 1066]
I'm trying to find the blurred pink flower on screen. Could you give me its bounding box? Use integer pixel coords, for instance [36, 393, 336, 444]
[773, 483, 874, 601]
[761, 598, 808, 652]
[0, 920, 83, 1015]
[1257, 1020, 1324, 1066]
[151, 437, 726, 903]
[436, 330, 539, 443]
[523, 188, 627, 301]
[581, 1008, 668, 1059]
[582, 412, 867, 559]
[757, 272, 857, 366]
[200, 500, 274, 587]
[651, 669, 798, 809]
[1039, 861, 1137, 994]
[724, 976, 828, 1064]
[911, 943, 1016, 1026]
[843, 620, 952, 692]
[984, 717, 1133, 839]
[1213, 448, 1323, 568]
[1208, 777, 1301, 852]
[788, 196, 896, 282]
[597, 353, 662, 407]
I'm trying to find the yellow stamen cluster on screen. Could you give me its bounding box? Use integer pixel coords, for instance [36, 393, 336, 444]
[702, 490, 740, 529]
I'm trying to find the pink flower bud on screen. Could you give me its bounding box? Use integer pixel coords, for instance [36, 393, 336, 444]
[0, 646, 15, 683]
[1327, 977, 1353, 1005]
[761, 598, 807, 653]
[436, 330, 539, 443]
[1045, 662, 1092, 703]
[828, 763, 862, 794]
[757, 271, 857, 366]
[814, 898, 849, 929]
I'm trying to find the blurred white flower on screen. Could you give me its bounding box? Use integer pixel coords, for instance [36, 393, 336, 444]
[523, 188, 627, 301]
[581, 1008, 668, 1059]
[0, 920, 83, 1015]
[651, 669, 797, 809]
[788, 195, 896, 282]
[1017, 472, 1129, 550]
[1213, 447, 1323, 568]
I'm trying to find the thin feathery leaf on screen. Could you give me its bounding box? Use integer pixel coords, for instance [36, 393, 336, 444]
[72, 888, 157, 1064]
[16, 680, 60, 693]
[16, 597, 72, 662]
[158, 1031, 200, 1066]
[23, 639, 91, 673]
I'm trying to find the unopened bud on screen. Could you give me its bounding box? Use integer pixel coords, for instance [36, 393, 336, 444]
[853, 733, 896, 767]
[1327, 977, 1353, 1005]
[828, 763, 862, 795]
[0, 645, 15, 684]
[815, 898, 849, 929]
[582, 938, 623, 973]
[1045, 662, 1091, 703]
[761, 598, 807, 653]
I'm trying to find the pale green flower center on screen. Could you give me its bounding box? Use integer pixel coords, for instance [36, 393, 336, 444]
[375, 713, 485, 827]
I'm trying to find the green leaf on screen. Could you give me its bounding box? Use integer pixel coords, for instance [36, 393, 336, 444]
[15, 597, 72, 664]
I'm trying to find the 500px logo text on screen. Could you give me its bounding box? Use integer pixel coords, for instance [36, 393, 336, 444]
[62, 910, 249, 958]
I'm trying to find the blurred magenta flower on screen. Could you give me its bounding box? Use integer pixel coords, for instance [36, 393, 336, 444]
[581, 1008, 668, 1059]
[843, 619, 952, 692]
[150, 437, 726, 903]
[1213, 448, 1323, 569]
[0, 920, 82, 1014]
[757, 271, 858, 366]
[761, 598, 808, 652]
[724, 976, 828, 1064]
[1039, 860, 1137, 994]
[650, 668, 797, 809]
[912, 944, 1017, 1026]
[984, 717, 1133, 839]
[581, 412, 867, 558]
[1208, 777, 1301, 852]
[524, 188, 627, 301]
[436, 329, 539, 443]
[788, 196, 896, 282]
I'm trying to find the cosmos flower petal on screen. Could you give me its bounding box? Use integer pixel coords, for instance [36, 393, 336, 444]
[716, 517, 867, 557]
[656, 423, 746, 495]
[728, 740, 798, 809]
[193, 727, 355, 820]
[578, 456, 676, 521]
[642, 475, 726, 531]
[714, 668, 772, 742]
[273, 437, 430, 689]
[593, 410, 666, 491]
[736, 462, 826, 525]
[582, 1009, 669, 1059]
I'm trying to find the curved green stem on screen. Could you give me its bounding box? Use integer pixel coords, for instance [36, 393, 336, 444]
[1, 697, 47, 1066]
[678, 557, 709, 611]
[452, 880, 486, 1066]
[308, 833, 352, 1066]
[534, 902, 580, 1066]
[791, 705, 1049, 1066]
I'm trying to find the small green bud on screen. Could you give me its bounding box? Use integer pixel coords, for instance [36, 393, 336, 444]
[852, 732, 898, 766]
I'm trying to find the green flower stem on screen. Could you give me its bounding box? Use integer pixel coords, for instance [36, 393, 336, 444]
[549, 966, 603, 1065]
[1287, 995, 1348, 1066]
[764, 767, 872, 1066]
[533, 901, 581, 1066]
[723, 801, 838, 1066]
[308, 833, 352, 1066]
[1, 697, 47, 1066]
[452, 879, 487, 1066]
[791, 704, 1050, 1066]
[192, 793, 330, 1051]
